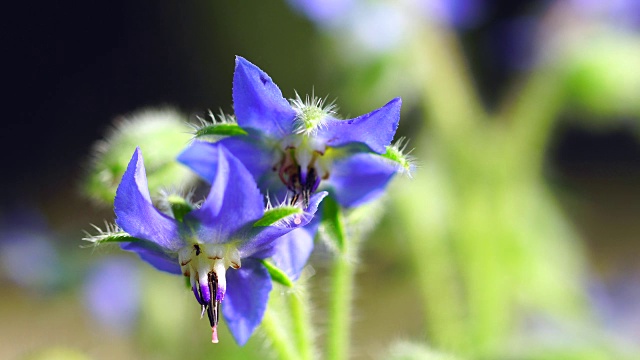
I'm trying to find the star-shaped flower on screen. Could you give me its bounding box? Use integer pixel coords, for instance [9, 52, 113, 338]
[106, 144, 326, 345]
[179, 56, 411, 212]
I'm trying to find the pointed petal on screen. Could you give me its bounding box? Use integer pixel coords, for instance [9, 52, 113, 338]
[114, 148, 183, 251]
[223, 258, 272, 346]
[179, 138, 288, 201]
[319, 97, 401, 154]
[238, 192, 327, 258]
[270, 227, 314, 281]
[233, 56, 297, 139]
[178, 137, 275, 188]
[120, 242, 181, 275]
[329, 153, 401, 208]
[186, 144, 264, 242]
[177, 140, 221, 183]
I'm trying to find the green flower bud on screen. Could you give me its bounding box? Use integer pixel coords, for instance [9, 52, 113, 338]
[84, 108, 196, 204]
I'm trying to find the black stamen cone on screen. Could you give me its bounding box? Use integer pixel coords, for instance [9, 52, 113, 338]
[206, 272, 219, 327]
[302, 167, 318, 208]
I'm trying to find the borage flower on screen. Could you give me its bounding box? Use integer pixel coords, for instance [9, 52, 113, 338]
[100, 145, 325, 345]
[179, 56, 412, 213]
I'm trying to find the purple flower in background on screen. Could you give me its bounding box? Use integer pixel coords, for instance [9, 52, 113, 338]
[0, 209, 62, 292]
[112, 145, 326, 345]
[416, 0, 485, 29]
[589, 273, 640, 341]
[287, 0, 485, 33]
[568, 0, 640, 30]
[488, 16, 539, 71]
[84, 257, 141, 334]
[287, 0, 356, 28]
[179, 56, 408, 212]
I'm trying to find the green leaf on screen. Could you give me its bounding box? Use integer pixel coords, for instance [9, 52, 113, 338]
[320, 196, 346, 253]
[253, 206, 303, 227]
[194, 123, 248, 138]
[261, 259, 294, 287]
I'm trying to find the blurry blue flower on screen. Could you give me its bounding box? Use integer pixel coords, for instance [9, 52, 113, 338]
[286, 0, 413, 55]
[179, 56, 408, 212]
[568, 0, 640, 30]
[84, 257, 141, 334]
[415, 0, 485, 29]
[589, 273, 640, 342]
[0, 209, 62, 292]
[488, 16, 539, 71]
[113, 145, 326, 345]
[286, 0, 485, 57]
[287, 0, 356, 28]
[349, 2, 410, 54]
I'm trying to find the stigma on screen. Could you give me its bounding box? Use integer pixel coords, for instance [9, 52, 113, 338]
[178, 243, 241, 343]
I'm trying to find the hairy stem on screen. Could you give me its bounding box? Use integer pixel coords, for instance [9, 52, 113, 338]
[326, 248, 356, 360]
[289, 283, 315, 360]
[262, 307, 299, 360]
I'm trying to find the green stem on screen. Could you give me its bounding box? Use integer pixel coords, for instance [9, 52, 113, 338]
[498, 68, 566, 173]
[262, 306, 299, 360]
[394, 158, 468, 352]
[414, 23, 486, 140]
[289, 285, 315, 360]
[326, 249, 356, 360]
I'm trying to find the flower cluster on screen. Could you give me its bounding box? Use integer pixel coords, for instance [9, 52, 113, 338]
[179, 57, 412, 210]
[86, 56, 410, 346]
[107, 145, 325, 344]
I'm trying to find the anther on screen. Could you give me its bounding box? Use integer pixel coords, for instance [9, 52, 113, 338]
[206, 272, 220, 329]
[206, 271, 221, 344]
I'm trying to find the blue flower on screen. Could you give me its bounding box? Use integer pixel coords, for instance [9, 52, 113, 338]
[179, 56, 410, 213]
[113, 145, 326, 345]
[0, 208, 63, 293]
[83, 257, 141, 334]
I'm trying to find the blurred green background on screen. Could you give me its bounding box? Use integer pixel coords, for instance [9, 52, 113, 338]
[3, 0, 640, 359]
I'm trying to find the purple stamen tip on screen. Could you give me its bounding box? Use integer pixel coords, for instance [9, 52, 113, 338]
[216, 289, 225, 302]
[192, 283, 204, 305]
[200, 282, 211, 304]
[311, 173, 321, 192]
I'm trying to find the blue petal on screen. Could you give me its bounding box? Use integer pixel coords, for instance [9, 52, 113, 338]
[178, 137, 276, 189]
[186, 144, 264, 242]
[233, 56, 297, 139]
[270, 227, 314, 281]
[328, 153, 400, 208]
[222, 258, 272, 346]
[318, 97, 401, 154]
[239, 192, 327, 258]
[114, 148, 183, 251]
[177, 140, 221, 183]
[120, 242, 181, 275]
